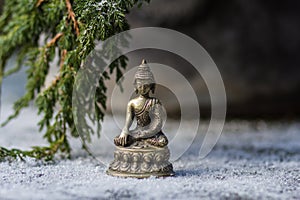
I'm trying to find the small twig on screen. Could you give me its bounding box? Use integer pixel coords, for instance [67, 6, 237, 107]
[51, 76, 61, 86]
[36, 0, 45, 7]
[46, 33, 63, 48]
[65, 0, 80, 36]
[60, 49, 67, 69]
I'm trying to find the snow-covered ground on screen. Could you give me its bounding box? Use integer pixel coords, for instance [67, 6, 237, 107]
[0, 108, 299, 199]
[0, 68, 299, 199]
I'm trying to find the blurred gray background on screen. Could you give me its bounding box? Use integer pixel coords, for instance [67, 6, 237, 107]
[1, 0, 300, 119]
[125, 0, 300, 119]
[1, 2, 300, 199]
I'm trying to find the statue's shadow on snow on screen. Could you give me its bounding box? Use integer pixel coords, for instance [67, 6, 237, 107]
[174, 169, 205, 177]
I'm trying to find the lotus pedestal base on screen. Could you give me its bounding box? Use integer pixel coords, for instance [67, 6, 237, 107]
[107, 146, 174, 178]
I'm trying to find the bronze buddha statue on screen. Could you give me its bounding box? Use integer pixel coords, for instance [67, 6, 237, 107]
[107, 60, 174, 178]
[114, 59, 168, 148]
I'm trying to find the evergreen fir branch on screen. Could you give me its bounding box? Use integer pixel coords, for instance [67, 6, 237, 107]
[0, 134, 66, 162]
[65, 0, 80, 36]
[0, 0, 151, 161]
[3, 45, 32, 77]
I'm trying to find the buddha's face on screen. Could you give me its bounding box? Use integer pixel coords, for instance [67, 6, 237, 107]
[135, 80, 151, 96]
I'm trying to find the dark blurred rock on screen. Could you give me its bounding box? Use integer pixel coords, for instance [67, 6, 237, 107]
[125, 0, 300, 119]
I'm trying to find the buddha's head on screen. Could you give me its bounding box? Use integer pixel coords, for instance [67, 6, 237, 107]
[134, 60, 155, 95]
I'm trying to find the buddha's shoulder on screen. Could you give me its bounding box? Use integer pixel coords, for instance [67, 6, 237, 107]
[128, 98, 142, 107]
[128, 97, 161, 107]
